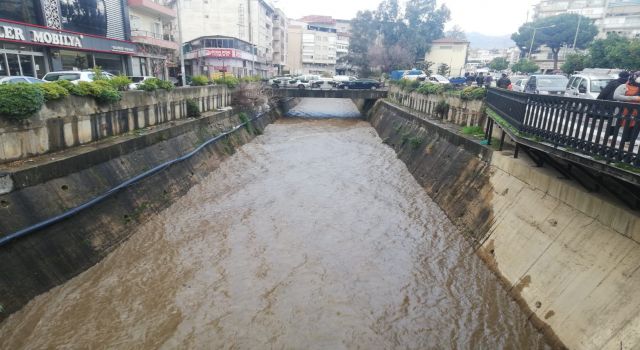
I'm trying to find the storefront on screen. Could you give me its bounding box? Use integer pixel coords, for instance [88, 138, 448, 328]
[185, 36, 261, 78]
[0, 19, 136, 77]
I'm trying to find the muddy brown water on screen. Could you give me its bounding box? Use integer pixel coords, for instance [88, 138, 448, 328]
[0, 99, 551, 349]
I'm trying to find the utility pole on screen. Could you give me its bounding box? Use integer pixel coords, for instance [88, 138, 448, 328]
[176, 0, 186, 87]
[572, 15, 582, 52]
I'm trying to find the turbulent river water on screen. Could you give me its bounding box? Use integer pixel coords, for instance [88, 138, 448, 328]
[0, 99, 551, 349]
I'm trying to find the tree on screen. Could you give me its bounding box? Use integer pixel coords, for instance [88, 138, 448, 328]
[512, 14, 598, 69]
[561, 53, 590, 74]
[445, 25, 467, 41]
[512, 59, 540, 74]
[404, 0, 451, 61]
[437, 63, 450, 76]
[368, 44, 414, 73]
[588, 33, 640, 70]
[488, 57, 509, 71]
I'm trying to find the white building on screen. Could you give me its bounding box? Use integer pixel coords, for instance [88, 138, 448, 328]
[178, 0, 281, 77]
[127, 0, 180, 79]
[534, 0, 640, 38]
[287, 16, 338, 76]
[272, 8, 288, 75]
[425, 38, 469, 77]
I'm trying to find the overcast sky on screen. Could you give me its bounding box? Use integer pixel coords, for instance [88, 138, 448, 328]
[274, 0, 540, 36]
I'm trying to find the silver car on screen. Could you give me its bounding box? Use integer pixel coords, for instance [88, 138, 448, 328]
[566, 74, 614, 99]
[524, 75, 569, 95]
[0, 76, 44, 84]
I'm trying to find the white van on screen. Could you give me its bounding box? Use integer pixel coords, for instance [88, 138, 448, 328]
[565, 74, 615, 99]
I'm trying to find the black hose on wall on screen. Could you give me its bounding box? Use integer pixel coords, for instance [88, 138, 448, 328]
[0, 111, 270, 247]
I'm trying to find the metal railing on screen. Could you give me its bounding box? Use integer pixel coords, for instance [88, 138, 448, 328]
[486, 88, 640, 167]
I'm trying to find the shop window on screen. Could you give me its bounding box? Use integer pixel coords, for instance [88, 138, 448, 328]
[94, 52, 123, 75]
[60, 0, 108, 37]
[0, 0, 43, 25]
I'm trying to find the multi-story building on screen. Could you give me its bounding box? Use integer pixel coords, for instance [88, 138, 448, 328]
[0, 0, 136, 78]
[287, 16, 338, 76]
[335, 19, 351, 74]
[272, 8, 287, 75]
[425, 38, 469, 77]
[178, 0, 279, 77]
[534, 0, 640, 38]
[127, 0, 179, 79]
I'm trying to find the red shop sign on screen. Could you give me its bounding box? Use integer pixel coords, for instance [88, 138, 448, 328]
[205, 49, 235, 58]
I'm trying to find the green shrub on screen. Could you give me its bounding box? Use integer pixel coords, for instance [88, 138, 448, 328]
[186, 99, 200, 117]
[90, 66, 109, 81]
[191, 75, 209, 86]
[155, 79, 174, 91]
[137, 78, 159, 92]
[54, 79, 75, 92]
[108, 75, 132, 91]
[214, 76, 240, 88]
[434, 100, 450, 118]
[460, 86, 487, 101]
[73, 81, 93, 96]
[462, 125, 485, 136]
[0, 83, 45, 120]
[38, 82, 70, 101]
[417, 83, 445, 95]
[91, 80, 121, 103]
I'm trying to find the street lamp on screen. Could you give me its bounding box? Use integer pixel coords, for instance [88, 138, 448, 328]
[527, 24, 556, 59]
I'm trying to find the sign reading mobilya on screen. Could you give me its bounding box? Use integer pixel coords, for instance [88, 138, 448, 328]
[0, 24, 83, 48]
[0, 21, 135, 53]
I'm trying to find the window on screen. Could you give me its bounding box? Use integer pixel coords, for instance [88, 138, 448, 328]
[0, 0, 42, 25]
[60, 0, 108, 37]
[152, 22, 162, 37]
[130, 15, 141, 30]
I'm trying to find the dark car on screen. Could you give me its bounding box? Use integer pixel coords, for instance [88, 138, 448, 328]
[448, 76, 467, 86]
[339, 78, 382, 90]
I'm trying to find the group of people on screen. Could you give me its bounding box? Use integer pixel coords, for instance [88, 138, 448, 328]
[597, 71, 640, 103]
[464, 72, 495, 88]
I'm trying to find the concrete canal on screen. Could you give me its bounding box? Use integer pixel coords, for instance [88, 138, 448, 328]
[0, 99, 552, 349]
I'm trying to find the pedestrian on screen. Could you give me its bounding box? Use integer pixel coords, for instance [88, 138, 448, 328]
[466, 73, 475, 86]
[597, 71, 630, 100]
[484, 73, 493, 88]
[476, 73, 484, 87]
[613, 71, 640, 142]
[497, 73, 511, 89]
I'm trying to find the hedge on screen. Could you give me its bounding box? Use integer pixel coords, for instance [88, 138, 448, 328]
[0, 83, 45, 120]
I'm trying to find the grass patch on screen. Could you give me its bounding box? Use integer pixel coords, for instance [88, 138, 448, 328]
[614, 162, 640, 173]
[409, 136, 424, 149]
[461, 125, 485, 139]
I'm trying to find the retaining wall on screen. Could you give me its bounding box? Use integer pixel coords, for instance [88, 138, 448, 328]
[370, 100, 640, 350]
[388, 85, 486, 127]
[0, 86, 233, 163]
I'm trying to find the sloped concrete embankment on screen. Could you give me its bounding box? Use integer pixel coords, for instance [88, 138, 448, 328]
[370, 100, 640, 350]
[0, 106, 281, 322]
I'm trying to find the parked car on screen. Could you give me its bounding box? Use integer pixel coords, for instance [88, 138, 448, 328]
[333, 75, 357, 83]
[128, 76, 155, 90]
[512, 78, 527, 92]
[524, 75, 569, 95]
[287, 78, 311, 89]
[338, 78, 382, 90]
[297, 74, 321, 85]
[448, 76, 466, 85]
[43, 70, 114, 84]
[426, 74, 450, 84]
[565, 73, 614, 99]
[270, 76, 293, 88]
[402, 70, 427, 81]
[390, 70, 408, 81]
[311, 78, 335, 89]
[0, 76, 44, 84]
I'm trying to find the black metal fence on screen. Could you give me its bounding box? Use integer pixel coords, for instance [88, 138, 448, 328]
[486, 88, 640, 167]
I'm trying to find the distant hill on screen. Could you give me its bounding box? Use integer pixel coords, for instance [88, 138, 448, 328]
[466, 32, 514, 50]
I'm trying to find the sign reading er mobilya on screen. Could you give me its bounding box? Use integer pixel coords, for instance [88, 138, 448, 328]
[0, 20, 135, 54]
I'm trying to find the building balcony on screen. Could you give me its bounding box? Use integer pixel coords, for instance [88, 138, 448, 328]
[128, 0, 177, 19]
[131, 30, 179, 51]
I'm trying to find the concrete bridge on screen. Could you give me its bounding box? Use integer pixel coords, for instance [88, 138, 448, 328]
[269, 88, 388, 99]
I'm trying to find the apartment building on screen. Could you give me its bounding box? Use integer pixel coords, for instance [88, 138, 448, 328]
[425, 38, 469, 77]
[534, 0, 640, 38]
[335, 19, 351, 74]
[272, 8, 287, 75]
[287, 16, 338, 76]
[178, 0, 281, 77]
[127, 0, 179, 79]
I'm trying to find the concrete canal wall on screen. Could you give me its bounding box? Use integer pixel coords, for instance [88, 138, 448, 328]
[0, 85, 233, 164]
[370, 100, 640, 350]
[0, 99, 288, 321]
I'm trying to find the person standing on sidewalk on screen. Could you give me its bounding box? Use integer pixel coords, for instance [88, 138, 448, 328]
[497, 73, 511, 89]
[598, 71, 630, 100]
